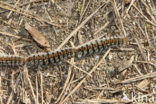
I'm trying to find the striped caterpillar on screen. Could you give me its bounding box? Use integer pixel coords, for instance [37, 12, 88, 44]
[27, 36, 127, 67]
[0, 36, 127, 68]
[0, 55, 25, 68]
[74, 36, 127, 59]
[26, 48, 75, 67]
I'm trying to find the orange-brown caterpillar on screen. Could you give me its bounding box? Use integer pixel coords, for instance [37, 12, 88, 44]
[0, 36, 127, 67]
[26, 48, 76, 66]
[0, 55, 25, 68]
[74, 36, 127, 59]
[26, 36, 127, 66]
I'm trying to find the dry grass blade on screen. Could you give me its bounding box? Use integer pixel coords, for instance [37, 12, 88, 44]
[94, 21, 109, 36]
[39, 72, 44, 104]
[56, 65, 72, 103]
[19, 0, 31, 26]
[135, 37, 149, 72]
[141, 0, 156, 23]
[35, 76, 39, 104]
[79, 0, 90, 23]
[24, 65, 36, 103]
[133, 64, 143, 76]
[19, 0, 49, 7]
[113, 0, 127, 38]
[136, 61, 156, 67]
[133, 4, 156, 27]
[7, 0, 20, 18]
[125, 0, 135, 14]
[0, 31, 29, 40]
[79, 98, 132, 104]
[66, 60, 92, 77]
[6, 92, 13, 104]
[119, 72, 156, 84]
[25, 23, 50, 49]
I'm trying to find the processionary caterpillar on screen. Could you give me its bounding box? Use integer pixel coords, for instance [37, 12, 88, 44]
[0, 36, 128, 68]
[0, 55, 25, 68]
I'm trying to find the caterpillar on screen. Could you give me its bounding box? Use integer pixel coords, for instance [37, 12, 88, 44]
[0, 36, 128, 68]
[0, 55, 25, 68]
[26, 36, 127, 67]
[74, 36, 127, 59]
[26, 48, 76, 67]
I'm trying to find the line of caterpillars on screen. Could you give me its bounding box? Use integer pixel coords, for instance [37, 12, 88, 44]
[0, 36, 128, 68]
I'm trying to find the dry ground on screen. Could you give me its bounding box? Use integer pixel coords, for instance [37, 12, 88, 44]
[0, 0, 156, 104]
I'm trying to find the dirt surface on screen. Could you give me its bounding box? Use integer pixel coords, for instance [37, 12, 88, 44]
[0, 0, 156, 104]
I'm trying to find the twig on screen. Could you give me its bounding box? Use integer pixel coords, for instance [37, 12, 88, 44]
[36, 76, 38, 104]
[135, 37, 148, 72]
[24, 65, 36, 103]
[19, 0, 31, 25]
[19, 0, 49, 7]
[124, 0, 135, 17]
[0, 31, 29, 40]
[6, 92, 13, 104]
[66, 60, 92, 77]
[113, 0, 127, 38]
[79, 0, 90, 23]
[119, 72, 156, 84]
[133, 4, 156, 27]
[77, 99, 131, 104]
[94, 21, 109, 36]
[7, 0, 20, 18]
[39, 71, 44, 104]
[56, 64, 72, 103]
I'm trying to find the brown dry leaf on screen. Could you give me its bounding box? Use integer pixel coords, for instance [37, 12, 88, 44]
[25, 23, 50, 49]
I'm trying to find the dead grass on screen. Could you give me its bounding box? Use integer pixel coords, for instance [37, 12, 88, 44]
[0, 0, 156, 104]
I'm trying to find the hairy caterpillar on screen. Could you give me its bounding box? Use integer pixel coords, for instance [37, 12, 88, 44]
[26, 36, 127, 66]
[0, 36, 128, 68]
[0, 55, 25, 67]
[26, 48, 76, 67]
[74, 36, 127, 59]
